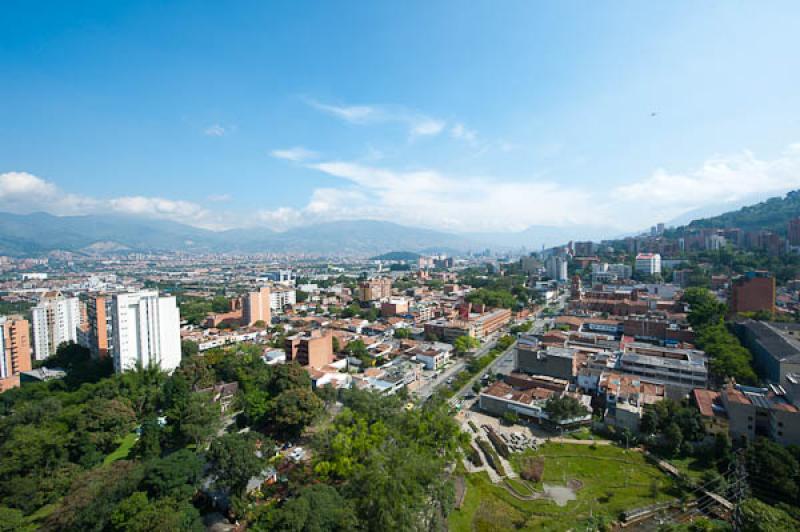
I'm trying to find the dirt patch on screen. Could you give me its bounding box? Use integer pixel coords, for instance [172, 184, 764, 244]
[566, 478, 583, 491]
[542, 484, 577, 507]
[454, 476, 467, 509]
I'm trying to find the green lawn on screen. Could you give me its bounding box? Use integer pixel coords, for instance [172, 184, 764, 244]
[103, 432, 139, 465]
[449, 442, 678, 531]
[668, 455, 715, 482]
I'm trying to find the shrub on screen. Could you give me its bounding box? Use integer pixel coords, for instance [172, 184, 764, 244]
[465, 444, 483, 467]
[519, 456, 545, 483]
[476, 437, 506, 476]
[486, 427, 510, 459]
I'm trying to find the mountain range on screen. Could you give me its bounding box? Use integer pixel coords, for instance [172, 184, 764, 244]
[1, 191, 797, 257]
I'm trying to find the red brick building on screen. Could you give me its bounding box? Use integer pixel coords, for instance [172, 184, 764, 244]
[730, 271, 776, 314]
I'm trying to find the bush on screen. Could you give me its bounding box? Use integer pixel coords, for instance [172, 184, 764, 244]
[465, 444, 483, 467]
[486, 427, 510, 459]
[468, 421, 479, 433]
[476, 437, 506, 476]
[519, 456, 545, 483]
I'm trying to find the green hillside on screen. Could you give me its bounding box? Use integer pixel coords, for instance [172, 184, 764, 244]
[677, 190, 800, 235]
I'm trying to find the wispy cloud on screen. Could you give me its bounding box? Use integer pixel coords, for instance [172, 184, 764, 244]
[204, 124, 226, 137]
[450, 122, 478, 144]
[259, 142, 800, 232]
[307, 99, 446, 138]
[6, 143, 800, 235]
[207, 193, 232, 202]
[270, 146, 319, 162]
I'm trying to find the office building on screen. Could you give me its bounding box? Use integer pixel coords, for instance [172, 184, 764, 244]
[729, 271, 775, 314]
[112, 290, 181, 373]
[634, 253, 661, 276]
[0, 316, 32, 392]
[545, 255, 568, 282]
[31, 291, 81, 360]
[243, 286, 272, 326]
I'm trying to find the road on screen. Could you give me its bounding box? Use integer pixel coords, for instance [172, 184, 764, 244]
[419, 292, 568, 405]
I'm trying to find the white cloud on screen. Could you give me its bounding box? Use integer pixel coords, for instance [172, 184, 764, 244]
[307, 99, 447, 138]
[6, 143, 800, 236]
[306, 101, 377, 124]
[204, 124, 228, 137]
[450, 122, 478, 144]
[270, 146, 319, 162]
[258, 142, 800, 233]
[207, 193, 232, 202]
[614, 144, 800, 223]
[0, 171, 224, 229]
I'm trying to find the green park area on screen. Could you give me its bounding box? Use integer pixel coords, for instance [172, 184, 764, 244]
[449, 442, 677, 531]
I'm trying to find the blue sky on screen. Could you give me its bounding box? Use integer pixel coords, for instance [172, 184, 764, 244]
[1, 1, 800, 232]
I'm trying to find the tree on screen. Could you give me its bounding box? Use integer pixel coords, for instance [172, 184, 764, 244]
[543, 395, 589, 424]
[682, 287, 726, 328]
[166, 392, 221, 448]
[141, 449, 204, 500]
[42, 461, 145, 532]
[394, 327, 411, 339]
[502, 411, 519, 425]
[0, 506, 35, 532]
[746, 437, 800, 504]
[207, 432, 266, 497]
[453, 335, 480, 355]
[739, 498, 799, 531]
[272, 387, 324, 437]
[181, 340, 199, 360]
[332, 336, 341, 353]
[132, 417, 162, 460]
[262, 484, 358, 531]
[109, 491, 203, 532]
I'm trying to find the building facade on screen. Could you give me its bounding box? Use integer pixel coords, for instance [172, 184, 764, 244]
[269, 285, 297, 312]
[635, 253, 661, 276]
[0, 316, 32, 392]
[31, 292, 81, 360]
[112, 291, 181, 373]
[358, 277, 393, 301]
[243, 286, 272, 326]
[729, 271, 775, 314]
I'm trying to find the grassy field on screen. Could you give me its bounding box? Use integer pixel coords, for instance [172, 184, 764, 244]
[103, 432, 138, 465]
[668, 455, 715, 482]
[449, 442, 678, 531]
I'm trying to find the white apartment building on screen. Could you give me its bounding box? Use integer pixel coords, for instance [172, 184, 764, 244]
[31, 293, 81, 360]
[634, 253, 661, 276]
[270, 285, 297, 311]
[112, 290, 181, 373]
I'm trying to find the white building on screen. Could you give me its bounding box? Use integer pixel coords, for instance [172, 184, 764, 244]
[545, 255, 568, 282]
[31, 292, 81, 360]
[112, 291, 181, 373]
[270, 285, 297, 311]
[634, 253, 661, 276]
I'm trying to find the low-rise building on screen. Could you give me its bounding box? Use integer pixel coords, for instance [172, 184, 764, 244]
[618, 342, 707, 394]
[479, 373, 591, 430]
[734, 319, 800, 387]
[285, 330, 334, 369]
[719, 380, 800, 446]
[516, 341, 577, 380]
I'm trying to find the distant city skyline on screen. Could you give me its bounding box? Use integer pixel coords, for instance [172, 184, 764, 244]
[2, 1, 800, 233]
